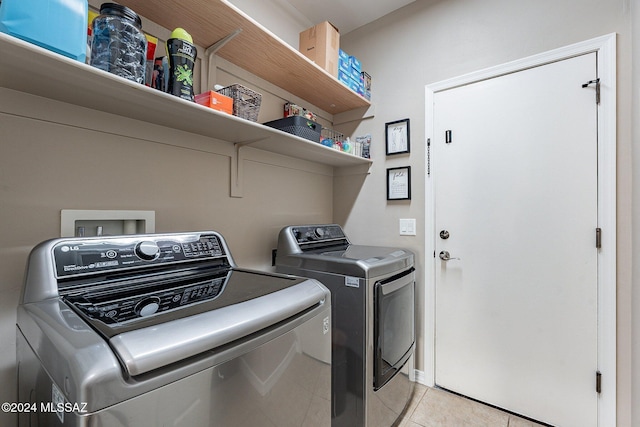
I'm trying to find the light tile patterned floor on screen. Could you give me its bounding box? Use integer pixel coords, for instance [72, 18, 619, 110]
[397, 384, 548, 427]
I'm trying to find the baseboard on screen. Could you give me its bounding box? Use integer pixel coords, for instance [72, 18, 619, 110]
[414, 369, 427, 385]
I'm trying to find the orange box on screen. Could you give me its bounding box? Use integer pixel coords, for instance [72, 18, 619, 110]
[195, 91, 233, 114]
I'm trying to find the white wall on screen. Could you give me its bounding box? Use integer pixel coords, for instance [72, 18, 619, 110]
[227, 0, 312, 48]
[335, 0, 634, 425]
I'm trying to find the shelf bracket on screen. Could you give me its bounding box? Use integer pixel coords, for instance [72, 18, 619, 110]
[229, 136, 272, 198]
[235, 135, 271, 147]
[205, 29, 243, 56]
[204, 29, 243, 91]
[333, 104, 375, 126]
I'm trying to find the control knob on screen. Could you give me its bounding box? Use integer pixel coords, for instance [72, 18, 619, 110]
[135, 296, 161, 317]
[314, 227, 326, 239]
[135, 241, 160, 260]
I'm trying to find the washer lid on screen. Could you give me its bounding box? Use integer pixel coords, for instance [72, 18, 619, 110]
[108, 275, 329, 376]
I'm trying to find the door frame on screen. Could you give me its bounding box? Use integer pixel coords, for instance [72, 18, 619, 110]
[423, 33, 616, 426]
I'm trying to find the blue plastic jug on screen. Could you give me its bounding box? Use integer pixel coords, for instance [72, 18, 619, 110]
[0, 0, 88, 62]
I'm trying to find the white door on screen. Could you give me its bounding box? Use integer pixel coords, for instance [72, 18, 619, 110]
[433, 53, 598, 427]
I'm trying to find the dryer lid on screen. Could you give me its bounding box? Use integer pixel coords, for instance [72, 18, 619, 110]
[279, 244, 414, 278]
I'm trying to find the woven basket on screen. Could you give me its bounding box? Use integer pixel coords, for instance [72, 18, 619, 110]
[215, 84, 262, 122]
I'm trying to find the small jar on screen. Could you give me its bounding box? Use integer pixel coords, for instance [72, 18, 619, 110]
[90, 3, 147, 84]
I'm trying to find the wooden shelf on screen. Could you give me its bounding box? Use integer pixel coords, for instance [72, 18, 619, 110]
[0, 32, 372, 168]
[117, 0, 371, 115]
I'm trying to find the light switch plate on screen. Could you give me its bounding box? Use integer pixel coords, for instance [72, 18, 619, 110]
[399, 218, 416, 236]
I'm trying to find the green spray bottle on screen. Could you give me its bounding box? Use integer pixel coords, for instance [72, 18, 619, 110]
[166, 28, 197, 101]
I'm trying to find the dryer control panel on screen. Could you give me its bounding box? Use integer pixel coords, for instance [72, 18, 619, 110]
[290, 224, 349, 246]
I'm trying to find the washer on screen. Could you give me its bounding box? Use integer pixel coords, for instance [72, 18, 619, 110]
[276, 224, 415, 427]
[17, 231, 331, 426]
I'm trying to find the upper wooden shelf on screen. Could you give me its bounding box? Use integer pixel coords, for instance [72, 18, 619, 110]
[0, 33, 372, 168]
[118, 0, 371, 115]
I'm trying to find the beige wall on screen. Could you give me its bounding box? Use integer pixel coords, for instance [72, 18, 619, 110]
[0, 77, 337, 425]
[1, 5, 350, 425]
[334, 0, 635, 425]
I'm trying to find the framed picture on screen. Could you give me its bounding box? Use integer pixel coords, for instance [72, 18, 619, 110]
[387, 166, 411, 200]
[385, 118, 410, 155]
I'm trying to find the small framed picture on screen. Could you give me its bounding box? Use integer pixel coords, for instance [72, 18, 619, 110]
[387, 166, 411, 200]
[385, 118, 410, 155]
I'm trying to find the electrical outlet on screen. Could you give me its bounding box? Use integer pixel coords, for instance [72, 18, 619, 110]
[399, 218, 416, 236]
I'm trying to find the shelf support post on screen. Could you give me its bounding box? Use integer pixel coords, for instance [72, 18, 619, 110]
[229, 136, 273, 197]
[230, 143, 245, 198]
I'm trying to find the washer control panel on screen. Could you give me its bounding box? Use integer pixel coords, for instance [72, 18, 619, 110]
[53, 233, 227, 278]
[64, 273, 228, 324]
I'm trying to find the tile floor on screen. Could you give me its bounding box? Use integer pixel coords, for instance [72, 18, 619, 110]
[397, 384, 548, 427]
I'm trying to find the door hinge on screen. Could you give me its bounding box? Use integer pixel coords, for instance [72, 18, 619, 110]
[596, 371, 602, 394]
[582, 78, 600, 105]
[445, 130, 452, 144]
[596, 227, 602, 249]
[427, 138, 431, 177]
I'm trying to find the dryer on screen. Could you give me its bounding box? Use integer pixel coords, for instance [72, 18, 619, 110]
[276, 224, 415, 427]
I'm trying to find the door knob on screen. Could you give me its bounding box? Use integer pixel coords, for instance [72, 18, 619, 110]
[439, 251, 460, 261]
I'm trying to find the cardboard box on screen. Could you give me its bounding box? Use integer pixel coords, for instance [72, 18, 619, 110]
[338, 69, 351, 85]
[338, 56, 351, 75]
[347, 78, 362, 94]
[195, 91, 233, 115]
[350, 67, 362, 81]
[349, 55, 362, 73]
[299, 21, 339, 77]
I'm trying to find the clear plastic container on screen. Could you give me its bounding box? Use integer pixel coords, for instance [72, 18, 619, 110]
[90, 3, 147, 84]
[0, 0, 88, 62]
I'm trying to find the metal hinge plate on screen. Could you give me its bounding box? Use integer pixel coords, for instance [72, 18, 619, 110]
[596, 371, 602, 393]
[596, 228, 602, 249]
[582, 78, 600, 104]
[427, 138, 431, 177]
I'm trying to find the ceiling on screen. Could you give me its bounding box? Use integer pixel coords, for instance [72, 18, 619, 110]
[283, 0, 416, 34]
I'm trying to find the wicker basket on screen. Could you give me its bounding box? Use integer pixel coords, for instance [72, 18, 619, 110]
[215, 84, 262, 122]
